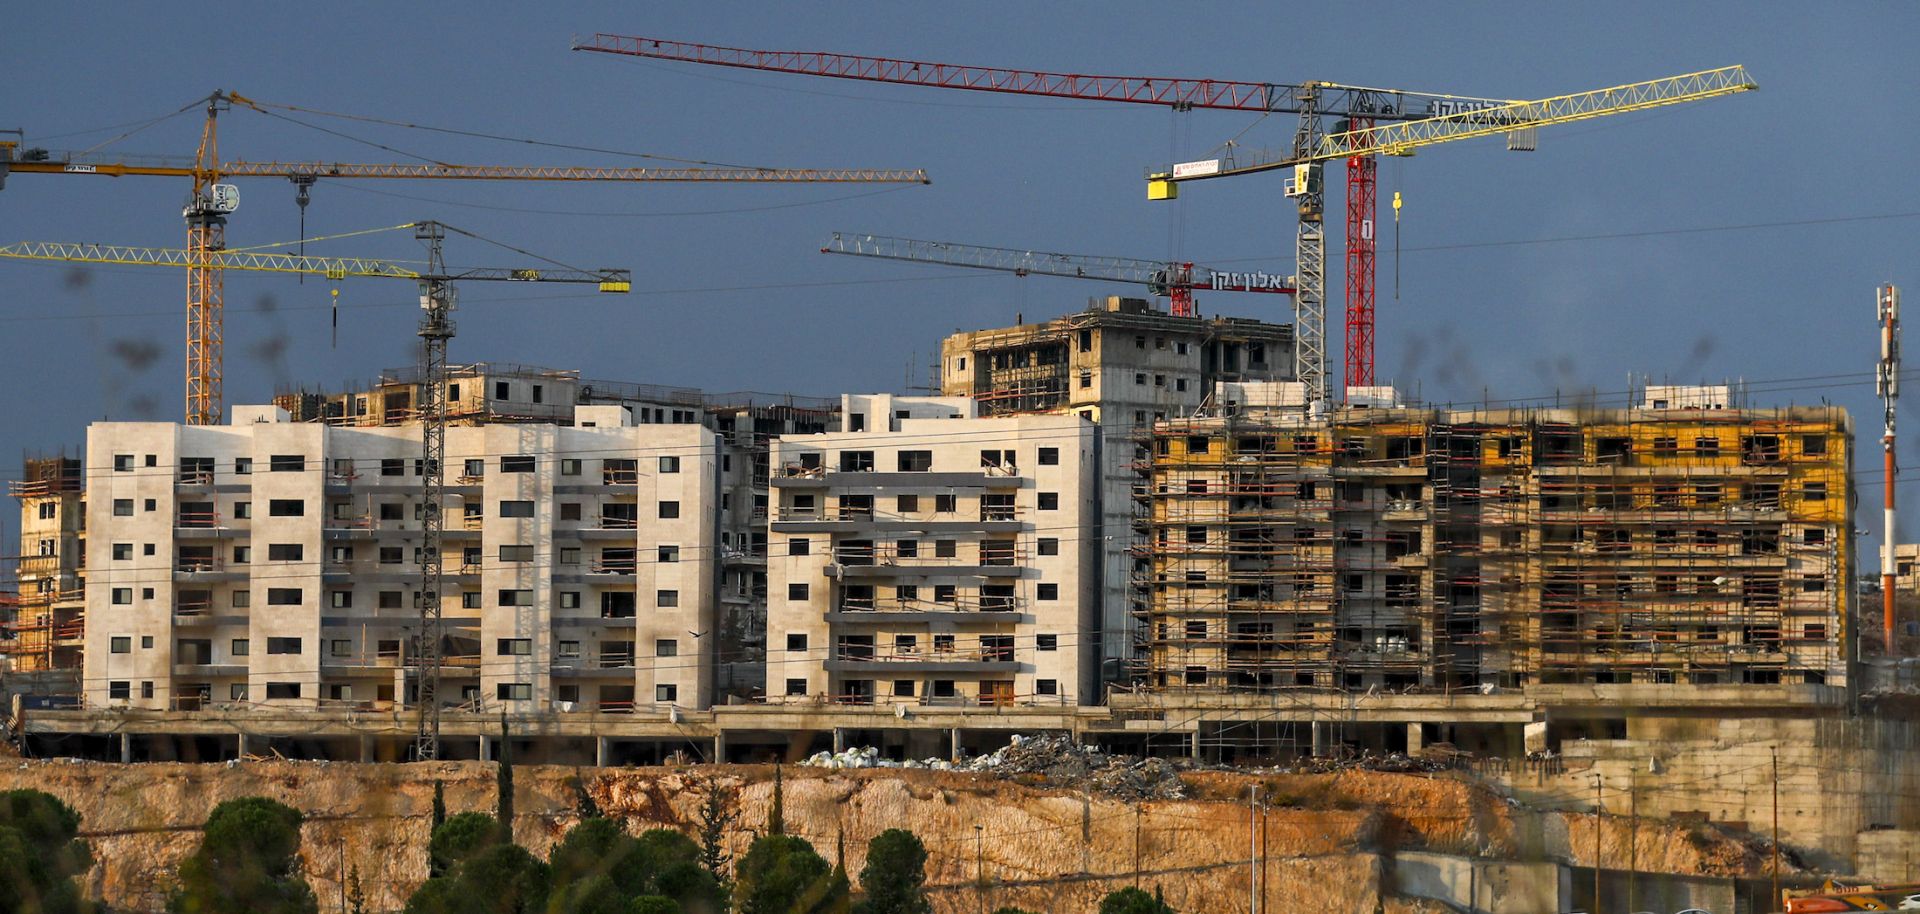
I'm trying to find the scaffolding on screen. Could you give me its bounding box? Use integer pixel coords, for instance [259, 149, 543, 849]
[1134, 402, 1853, 694]
[6, 456, 85, 675]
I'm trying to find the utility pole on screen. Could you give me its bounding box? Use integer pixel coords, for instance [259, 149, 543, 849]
[1592, 774, 1602, 914]
[1249, 785, 1260, 914]
[975, 824, 985, 914]
[1627, 780, 1637, 914]
[1878, 284, 1902, 654]
[1771, 746, 1782, 910]
[1134, 804, 1143, 888]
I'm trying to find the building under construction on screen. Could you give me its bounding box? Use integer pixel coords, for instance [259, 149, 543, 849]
[941, 296, 1296, 666]
[1134, 384, 1852, 698]
[3, 456, 85, 695]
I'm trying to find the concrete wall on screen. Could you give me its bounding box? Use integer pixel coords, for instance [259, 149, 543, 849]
[1392, 851, 1567, 914]
[1502, 715, 1920, 874]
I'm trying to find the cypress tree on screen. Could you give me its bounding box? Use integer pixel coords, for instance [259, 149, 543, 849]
[496, 712, 515, 841]
[766, 763, 785, 836]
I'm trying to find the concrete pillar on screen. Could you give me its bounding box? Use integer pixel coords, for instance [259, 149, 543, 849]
[832, 728, 846, 753]
[479, 735, 491, 762]
[712, 732, 726, 764]
[596, 737, 610, 768]
[359, 736, 374, 763]
[950, 728, 964, 762]
[119, 733, 131, 764]
[1190, 727, 1202, 760]
[1310, 721, 1330, 758]
[1406, 723, 1425, 758]
[236, 732, 249, 759]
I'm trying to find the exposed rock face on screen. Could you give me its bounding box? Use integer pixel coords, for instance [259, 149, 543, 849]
[0, 759, 1778, 913]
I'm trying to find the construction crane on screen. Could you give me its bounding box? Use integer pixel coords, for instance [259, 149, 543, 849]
[1148, 66, 1756, 405]
[0, 223, 629, 761]
[822, 231, 1293, 317]
[0, 90, 928, 426]
[573, 36, 1753, 405]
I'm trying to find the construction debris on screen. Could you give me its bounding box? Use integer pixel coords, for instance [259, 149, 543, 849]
[802, 734, 1190, 800]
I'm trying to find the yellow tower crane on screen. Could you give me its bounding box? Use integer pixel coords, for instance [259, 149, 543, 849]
[0, 223, 630, 761]
[1146, 65, 1756, 406]
[0, 90, 929, 425]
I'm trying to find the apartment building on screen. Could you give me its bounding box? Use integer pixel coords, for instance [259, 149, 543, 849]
[768, 395, 1100, 707]
[80, 403, 718, 714]
[940, 296, 1295, 670]
[276, 363, 836, 699]
[3, 456, 85, 690]
[1137, 384, 1853, 697]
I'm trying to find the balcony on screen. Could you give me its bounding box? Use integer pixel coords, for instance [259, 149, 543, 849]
[589, 558, 637, 576]
[175, 511, 238, 537]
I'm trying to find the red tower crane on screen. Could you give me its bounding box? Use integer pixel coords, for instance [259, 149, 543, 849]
[573, 34, 1508, 398]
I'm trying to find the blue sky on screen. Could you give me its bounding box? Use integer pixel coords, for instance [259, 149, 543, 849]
[3, 2, 1916, 560]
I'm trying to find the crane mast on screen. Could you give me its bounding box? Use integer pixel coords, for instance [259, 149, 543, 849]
[416, 222, 454, 763]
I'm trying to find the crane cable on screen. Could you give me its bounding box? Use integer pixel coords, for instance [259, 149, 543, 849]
[237, 97, 777, 171]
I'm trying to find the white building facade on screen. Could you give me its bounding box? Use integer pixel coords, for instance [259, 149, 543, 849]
[767, 396, 1101, 707]
[81, 404, 718, 714]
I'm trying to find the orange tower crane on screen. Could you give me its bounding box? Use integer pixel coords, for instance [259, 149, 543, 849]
[0, 90, 930, 426]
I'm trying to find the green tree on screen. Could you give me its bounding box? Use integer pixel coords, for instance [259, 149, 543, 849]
[855, 830, 929, 914]
[547, 820, 723, 914]
[695, 778, 738, 883]
[1096, 887, 1174, 914]
[0, 789, 93, 914]
[448, 843, 550, 914]
[550, 818, 636, 894]
[733, 834, 844, 914]
[572, 772, 601, 821]
[429, 780, 449, 879]
[766, 765, 784, 837]
[168, 797, 317, 914]
[550, 876, 631, 914]
[429, 812, 501, 877]
[627, 898, 680, 914]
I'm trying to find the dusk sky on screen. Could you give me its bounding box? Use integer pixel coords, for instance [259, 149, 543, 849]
[4, 2, 1915, 558]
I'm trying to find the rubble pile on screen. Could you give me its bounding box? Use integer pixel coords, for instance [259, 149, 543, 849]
[801, 734, 1189, 800]
[1282, 751, 1454, 775]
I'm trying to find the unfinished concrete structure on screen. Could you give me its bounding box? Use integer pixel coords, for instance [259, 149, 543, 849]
[3, 456, 85, 694]
[767, 395, 1100, 708]
[80, 403, 719, 714]
[940, 296, 1295, 670]
[1136, 384, 1852, 705]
